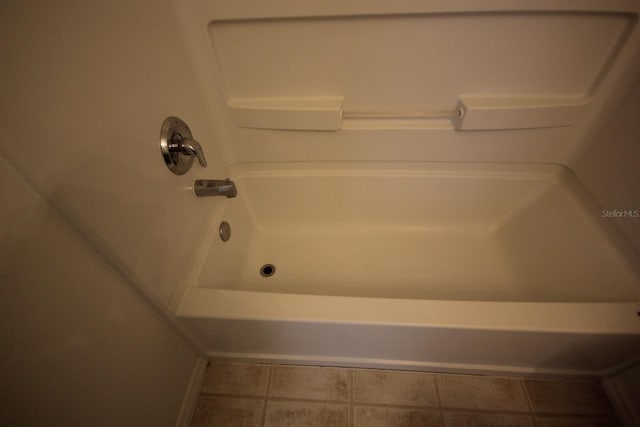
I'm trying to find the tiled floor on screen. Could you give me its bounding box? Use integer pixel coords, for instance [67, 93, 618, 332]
[190, 362, 620, 427]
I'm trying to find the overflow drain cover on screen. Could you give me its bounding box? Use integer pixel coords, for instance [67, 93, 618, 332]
[219, 221, 231, 242]
[260, 264, 276, 277]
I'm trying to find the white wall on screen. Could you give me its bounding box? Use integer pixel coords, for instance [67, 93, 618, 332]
[575, 79, 640, 254]
[0, 2, 214, 422]
[0, 0, 232, 308]
[574, 77, 640, 427]
[0, 154, 199, 425]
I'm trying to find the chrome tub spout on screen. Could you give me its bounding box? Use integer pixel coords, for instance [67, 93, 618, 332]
[194, 179, 238, 198]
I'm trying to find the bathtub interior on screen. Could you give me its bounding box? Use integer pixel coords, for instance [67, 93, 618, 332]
[190, 162, 640, 303]
[160, 4, 640, 377]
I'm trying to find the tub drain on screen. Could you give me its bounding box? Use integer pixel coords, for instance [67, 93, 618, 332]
[219, 221, 231, 242]
[260, 264, 276, 277]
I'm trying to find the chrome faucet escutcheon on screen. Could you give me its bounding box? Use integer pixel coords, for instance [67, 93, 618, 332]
[160, 116, 208, 175]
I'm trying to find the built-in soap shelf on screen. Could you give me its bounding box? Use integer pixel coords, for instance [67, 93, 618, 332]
[453, 97, 583, 131]
[229, 96, 583, 131]
[231, 97, 344, 131]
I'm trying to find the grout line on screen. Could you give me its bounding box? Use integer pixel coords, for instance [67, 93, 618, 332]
[198, 392, 268, 399]
[200, 391, 354, 405]
[433, 374, 445, 427]
[433, 373, 443, 407]
[198, 392, 538, 414]
[264, 396, 353, 405]
[534, 412, 621, 418]
[436, 405, 532, 415]
[348, 369, 354, 427]
[533, 414, 541, 427]
[260, 364, 273, 427]
[265, 364, 274, 397]
[520, 379, 534, 413]
[264, 396, 531, 415]
[427, 407, 536, 417]
[439, 408, 538, 425]
[350, 402, 443, 411]
[438, 408, 445, 426]
[519, 378, 539, 427]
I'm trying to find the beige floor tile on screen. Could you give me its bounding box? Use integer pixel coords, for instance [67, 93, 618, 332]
[443, 411, 534, 427]
[524, 380, 614, 415]
[269, 365, 349, 401]
[436, 374, 529, 412]
[353, 369, 438, 407]
[535, 415, 621, 427]
[353, 405, 442, 427]
[264, 400, 349, 427]
[201, 362, 271, 396]
[190, 396, 264, 427]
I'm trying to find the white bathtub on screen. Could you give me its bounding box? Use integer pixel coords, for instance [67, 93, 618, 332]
[172, 163, 640, 376]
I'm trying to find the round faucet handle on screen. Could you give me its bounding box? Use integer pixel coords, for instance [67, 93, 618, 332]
[160, 116, 208, 175]
[175, 135, 207, 168]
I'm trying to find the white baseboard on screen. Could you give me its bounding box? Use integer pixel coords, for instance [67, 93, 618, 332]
[603, 375, 640, 427]
[175, 357, 209, 427]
